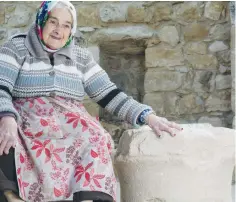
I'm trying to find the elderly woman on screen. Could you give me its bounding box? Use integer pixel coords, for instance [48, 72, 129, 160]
[0, 1, 181, 202]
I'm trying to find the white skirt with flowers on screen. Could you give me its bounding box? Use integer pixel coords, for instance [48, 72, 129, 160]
[13, 96, 116, 202]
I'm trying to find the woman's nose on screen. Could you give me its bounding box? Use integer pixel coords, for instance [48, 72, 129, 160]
[52, 29, 59, 35]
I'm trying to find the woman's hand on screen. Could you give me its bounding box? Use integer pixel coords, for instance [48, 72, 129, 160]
[146, 114, 182, 138]
[0, 116, 18, 155]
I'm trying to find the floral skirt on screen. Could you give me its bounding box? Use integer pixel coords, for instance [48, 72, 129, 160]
[13, 97, 116, 202]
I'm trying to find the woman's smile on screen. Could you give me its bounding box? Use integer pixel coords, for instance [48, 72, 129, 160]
[50, 35, 61, 40]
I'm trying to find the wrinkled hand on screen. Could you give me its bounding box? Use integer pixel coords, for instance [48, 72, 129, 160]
[0, 116, 18, 155]
[146, 114, 182, 138]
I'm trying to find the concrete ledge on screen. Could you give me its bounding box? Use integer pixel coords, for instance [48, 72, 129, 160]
[114, 124, 235, 202]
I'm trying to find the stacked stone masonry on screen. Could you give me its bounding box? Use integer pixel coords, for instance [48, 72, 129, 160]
[0, 2, 234, 143]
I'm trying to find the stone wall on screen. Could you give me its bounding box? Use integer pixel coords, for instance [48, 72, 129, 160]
[230, 1, 235, 129]
[0, 2, 234, 146]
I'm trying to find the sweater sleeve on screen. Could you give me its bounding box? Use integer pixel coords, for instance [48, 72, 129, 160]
[0, 39, 23, 121]
[82, 50, 153, 127]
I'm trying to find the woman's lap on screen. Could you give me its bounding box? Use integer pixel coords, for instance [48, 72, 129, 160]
[0, 149, 114, 202]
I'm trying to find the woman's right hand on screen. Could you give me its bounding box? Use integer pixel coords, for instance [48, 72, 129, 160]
[0, 116, 18, 155]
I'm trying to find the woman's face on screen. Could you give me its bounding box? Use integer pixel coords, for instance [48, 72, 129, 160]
[42, 7, 72, 49]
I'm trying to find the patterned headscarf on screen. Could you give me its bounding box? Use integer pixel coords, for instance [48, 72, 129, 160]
[35, 1, 77, 52]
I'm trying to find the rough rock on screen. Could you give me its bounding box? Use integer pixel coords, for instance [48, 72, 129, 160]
[151, 2, 172, 22]
[186, 54, 218, 69]
[127, 3, 153, 23]
[0, 28, 6, 41]
[208, 23, 231, 41]
[144, 70, 184, 92]
[206, 91, 231, 112]
[145, 37, 160, 47]
[158, 26, 179, 46]
[184, 23, 209, 41]
[145, 44, 184, 67]
[184, 42, 207, 55]
[219, 64, 231, 74]
[178, 94, 204, 114]
[204, 2, 225, 21]
[192, 71, 216, 92]
[99, 3, 127, 23]
[215, 75, 232, 90]
[77, 5, 100, 27]
[173, 2, 203, 23]
[219, 50, 231, 65]
[90, 25, 155, 43]
[7, 5, 34, 28]
[142, 93, 165, 115]
[209, 41, 229, 53]
[0, 7, 4, 24]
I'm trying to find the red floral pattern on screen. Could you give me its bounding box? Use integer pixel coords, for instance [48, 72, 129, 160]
[13, 97, 116, 202]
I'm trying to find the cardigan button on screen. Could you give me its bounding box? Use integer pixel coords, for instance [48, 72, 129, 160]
[49, 92, 56, 97]
[49, 70, 55, 76]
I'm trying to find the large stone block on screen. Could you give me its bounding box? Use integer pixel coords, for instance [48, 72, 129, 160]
[90, 25, 155, 43]
[145, 44, 184, 68]
[77, 5, 100, 27]
[173, 2, 203, 23]
[206, 90, 231, 112]
[204, 2, 225, 20]
[127, 3, 153, 23]
[215, 75, 232, 90]
[184, 42, 207, 55]
[99, 3, 127, 23]
[186, 54, 218, 69]
[144, 70, 184, 92]
[184, 23, 209, 41]
[114, 124, 235, 202]
[157, 26, 179, 46]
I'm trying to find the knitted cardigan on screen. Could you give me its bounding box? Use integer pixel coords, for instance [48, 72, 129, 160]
[0, 24, 153, 126]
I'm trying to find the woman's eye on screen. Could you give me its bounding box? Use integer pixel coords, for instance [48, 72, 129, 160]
[63, 24, 71, 29]
[50, 20, 56, 24]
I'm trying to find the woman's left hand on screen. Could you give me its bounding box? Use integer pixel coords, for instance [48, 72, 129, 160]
[145, 114, 182, 138]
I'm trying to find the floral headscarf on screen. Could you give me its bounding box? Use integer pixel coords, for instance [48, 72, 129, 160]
[36, 1, 77, 52]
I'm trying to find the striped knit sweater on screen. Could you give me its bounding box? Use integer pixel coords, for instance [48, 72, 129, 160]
[0, 24, 153, 126]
